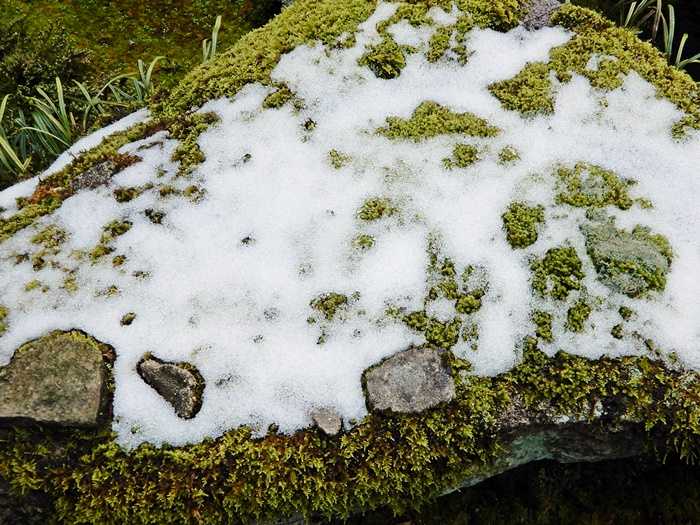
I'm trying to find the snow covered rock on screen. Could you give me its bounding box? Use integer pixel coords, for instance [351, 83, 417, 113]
[1, 0, 700, 521]
[136, 356, 203, 419]
[363, 346, 455, 412]
[0, 331, 107, 426]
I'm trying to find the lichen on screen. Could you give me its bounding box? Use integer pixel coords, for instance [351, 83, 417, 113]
[583, 221, 673, 297]
[555, 163, 634, 210]
[531, 246, 585, 300]
[443, 143, 480, 169]
[502, 202, 545, 249]
[377, 101, 500, 141]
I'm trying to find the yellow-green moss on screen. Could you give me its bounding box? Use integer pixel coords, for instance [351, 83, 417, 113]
[310, 292, 349, 320]
[352, 233, 375, 250]
[502, 202, 545, 249]
[532, 310, 553, 342]
[90, 220, 133, 261]
[498, 145, 520, 164]
[555, 163, 634, 210]
[120, 312, 136, 326]
[0, 305, 8, 336]
[531, 246, 585, 300]
[443, 143, 480, 169]
[329, 149, 352, 169]
[359, 36, 411, 79]
[31, 225, 67, 249]
[377, 101, 500, 141]
[427, 25, 452, 62]
[619, 305, 634, 321]
[357, 197, 397, 221]
[489, 62, 554, 115]
[170, 112, 220, 177]
[262, 84, 295, 109]
[566, 300, 592, 332]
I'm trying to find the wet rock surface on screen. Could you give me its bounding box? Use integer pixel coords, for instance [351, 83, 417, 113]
[137, 356, 204, 419]
[363, 346, 455, 413]
[0, 331, 105, 427]
[310, 407, 342, 436]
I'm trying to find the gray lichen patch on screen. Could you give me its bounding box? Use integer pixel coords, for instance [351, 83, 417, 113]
[582, 221, 673, 297]
[555, 163, 635, 210]
[377, 101, 500, 141]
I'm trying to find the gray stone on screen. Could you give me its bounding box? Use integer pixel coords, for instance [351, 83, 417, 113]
[0, 331, 105, 426]
[522, 0, 561, 30]
[363, 346, 455, 413]
[137, 356, 204, 419]
[69, 160, 117, 192]
[311, 407, 342, 436]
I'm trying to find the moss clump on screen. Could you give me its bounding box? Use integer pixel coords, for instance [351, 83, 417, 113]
[555, 163, 634, 210]
[531, 246, 585, 300]
[170, 112, 220, 177]
[310, 292, 348, 321]
[498, 145, 520, 164]
[0, 305, 8, 336]
[403, 311, 463, 349]
[359, 37, 410, 79]
[112, 255, 127, 267]
[566, 301, 592, 332]
[611, 323, 624, 339]
[619, 305, 634, 321]
[262, 84, 295, 109]
[352, 233, 375, 250]
[113, 186, 144, 203]
[377, 101, 500, 141]
[31, 225, 67, 249]
[443, 144, 480, 169]
[502, 202, 545, 249]
[532, 310, 553, 342]
[427, 25, 452, 62]
[329, 149, 351, 169]
[583, 221, 673, 297]
[357, 197, 397, 222]
[90, 220, 133, 261]
[120, 313, 136, 326]
[489, 62, 554, 115]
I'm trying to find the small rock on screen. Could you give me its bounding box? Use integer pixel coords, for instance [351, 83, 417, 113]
[363, 346, 455, 413]
[70, 160, 117, 192]
[311, 407, 342, 436]
[137, 356, 204, 419]
[0, 331, 106, 426]
[522, 0, 561, 30]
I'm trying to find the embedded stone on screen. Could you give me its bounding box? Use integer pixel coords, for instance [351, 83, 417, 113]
[0, 331, 105, 427]
[522, 0, 561, 30]
[69, 160, 117, 192]
[137, 356, 204, 419]
[363, 347, 455, 413]
[310, 407, 342, 436]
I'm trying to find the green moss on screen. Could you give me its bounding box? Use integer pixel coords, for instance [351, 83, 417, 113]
[611, 323, 624, 339]
[329, 149, 351, 169]
[352, 233, 375, 250]
[90, 220, 133, 261]
[497, 145, 520, 164]
[0, 198, 62, 244]
[454, 293, 482, 315]
[359, 37, 410, 79]
[262, 84, 295, 109]
[377, 101, 500, 141]
[112, 255, 127, 267]
[0, 305, 8, 336]
[502, 202, 545, 249]
[30, 225, 67, 249]
[310, 292, 348, 321]
[62, 274, 79, 294]
[120, 312, 136, 326]
[113, 186, 144, 203]
[170, 112, 220, 177]
[583, 221, 673, 297]
[489, 62, 554, 115]
[566, 300, 592, 332]
[427, 26, 452, 63]
[443, 143, 480, 169]
[24, 279, 46, 292]
[357, 197, 397, 221]
[555, 163, 634, 210]
[403, 311, 463, 349]
[619, 305, 634, 321]
[532, 310, 553, 343]
[531, 246, 585, 300]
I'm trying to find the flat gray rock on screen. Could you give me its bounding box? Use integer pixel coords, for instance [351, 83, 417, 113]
[137, 356, 204, 419]
[363, 346, 455, 413]
[522, 0, 561, 30]
[0, 331, 105, 426]
[311, 407, 342, 436]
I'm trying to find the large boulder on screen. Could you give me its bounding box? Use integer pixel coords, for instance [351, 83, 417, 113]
[0, 0, 699, 522]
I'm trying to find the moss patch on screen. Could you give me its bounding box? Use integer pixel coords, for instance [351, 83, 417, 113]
[310, 292, 349, 321]
[566, 300, 592, 332]
[531, 246, 585, 300]
[0, 305, 8, 336]
[555, 163, 634, 210]
[489, 62, 554, 115]
[377, 101, 500, 141]
[502, 202, 545, 249]
[329, 149, 351, 169]
[443, 143, 480, 169]
[359, 37, 411, 79]
[532, 310, 553, 343]
[357, 197, 397, 221]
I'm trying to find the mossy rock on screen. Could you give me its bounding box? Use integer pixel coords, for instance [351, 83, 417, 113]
[0, 0, 699, 522]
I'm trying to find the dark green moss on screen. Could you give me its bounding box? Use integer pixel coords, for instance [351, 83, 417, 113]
[502, 202, 545, 249]
[359, 37, 410, 79]
[532, 310, 553, 343]
[0, 305, 8, 336]
[170, 112, 220, 177]
[611, 323, 624, 339]
[619, 305, 634, 321]
[120, 313, 136, 326]
[377, 101, 500, 141]
[531, 246, 585, 300]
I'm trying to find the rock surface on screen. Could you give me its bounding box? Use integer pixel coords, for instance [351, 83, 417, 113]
[137, 356, 204, 419]
[69, 160, 117, 192]
[0, 331, 105, 426]
[522, 0, 561, 30]
[363, 346, 455, 413]
[310, 407, 343, 436]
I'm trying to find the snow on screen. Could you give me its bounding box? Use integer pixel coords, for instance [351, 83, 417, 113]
[0, 2, 699, 447]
